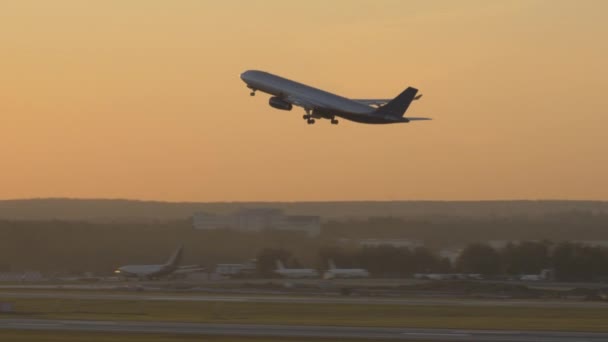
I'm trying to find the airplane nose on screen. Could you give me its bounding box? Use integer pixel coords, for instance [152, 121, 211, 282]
[240, 71, 249, 81]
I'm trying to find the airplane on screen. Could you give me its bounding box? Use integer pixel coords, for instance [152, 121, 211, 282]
[114, 246, 204, 280]
[274, 260, 319, 278]
[323, 259, 370, 279]
[240, 70, 430, 125]
[519, 269, 553, 282]
[169, 264, 207, 279]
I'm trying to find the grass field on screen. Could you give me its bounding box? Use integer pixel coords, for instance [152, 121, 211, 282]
[0, 331, 403, 342]
[2, 297, 608, 332]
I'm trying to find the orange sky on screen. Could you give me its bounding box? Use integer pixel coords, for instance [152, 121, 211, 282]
[1, 0, 607, 201]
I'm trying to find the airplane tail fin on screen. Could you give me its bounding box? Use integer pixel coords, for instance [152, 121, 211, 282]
[328, 259, 337, 270]
[374, 87, 419, 117]
[276, 260, 285, 270]
[165, 245, 183, 268]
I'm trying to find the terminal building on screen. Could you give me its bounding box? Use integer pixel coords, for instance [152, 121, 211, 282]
[192, 208, 321, 237]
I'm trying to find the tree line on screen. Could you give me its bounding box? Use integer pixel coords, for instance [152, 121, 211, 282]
[2, 217, 608, 282]
[257, 241, 608, 282]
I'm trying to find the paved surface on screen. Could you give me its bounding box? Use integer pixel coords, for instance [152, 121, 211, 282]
[1, 318, 608, 341]
[1, 290, 607, 308]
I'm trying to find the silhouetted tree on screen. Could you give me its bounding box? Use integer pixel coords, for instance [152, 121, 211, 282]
[501, 241, 552, 275]
[411, 246, 444, 273]
[255, 248, 292, 277]
[552, 242, 608, 281]
[317, 245, 355, 269]
[356, 246, 417, 277]
[456, 243, 501, 275]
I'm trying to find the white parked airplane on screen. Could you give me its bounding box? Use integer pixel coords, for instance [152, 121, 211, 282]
[323, 259, 370, 279]
[114, 246, 204, 280]
[519, 269, 553, 281]
[240, 70, 430, 125]
[274, 260, 319, 278]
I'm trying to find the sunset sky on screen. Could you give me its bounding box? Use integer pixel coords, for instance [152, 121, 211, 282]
[1, 0, 607, 201]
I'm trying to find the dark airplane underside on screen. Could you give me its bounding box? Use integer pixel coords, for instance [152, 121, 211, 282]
[335, 112, 408, 124]
[313, 109, 407, 124]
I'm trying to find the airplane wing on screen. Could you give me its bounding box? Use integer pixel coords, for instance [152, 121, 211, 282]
[354, 95, 422, 107]
[285, 94, 325, 111]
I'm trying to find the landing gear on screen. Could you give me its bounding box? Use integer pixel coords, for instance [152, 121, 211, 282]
[303, 109, 313, 123]
[331, 119, 339, 125]
[250, 90, 256, 96]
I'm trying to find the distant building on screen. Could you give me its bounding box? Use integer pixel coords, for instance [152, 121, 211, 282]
[355, 238, 424, 249]
[0, 271, 44, 282]
[486, 240, 519, 249]
[193, 208, 321, 237]
[573, 240, 608, 248]
[438, 248, 462, 263]
[215, 259, 257, 277]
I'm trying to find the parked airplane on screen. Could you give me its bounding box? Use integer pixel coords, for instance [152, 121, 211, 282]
[170, 264, 207, 279]
[274, 260, 319, 278]
[114, 246, 204, 280]
[323, 259, 370, 279]
[519, 269, 553, 281]
[240, 70, 430, 125]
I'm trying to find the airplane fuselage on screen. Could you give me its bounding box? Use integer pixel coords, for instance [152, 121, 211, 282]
[115, 246, 184, 280]
[324, 269, 370, 279]
[116, 264, 176, 279]
[275, 269, 319, 279]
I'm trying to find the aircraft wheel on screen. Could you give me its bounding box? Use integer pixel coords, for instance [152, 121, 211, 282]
[331, 119, 339, 125]
[250, 91, 255, 96]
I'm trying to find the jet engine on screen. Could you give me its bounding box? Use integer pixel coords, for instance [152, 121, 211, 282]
[269, 97, 293, 111]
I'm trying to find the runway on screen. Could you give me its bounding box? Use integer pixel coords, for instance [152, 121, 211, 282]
[1, 318, 608, 341]
[2, 290, 607, 308]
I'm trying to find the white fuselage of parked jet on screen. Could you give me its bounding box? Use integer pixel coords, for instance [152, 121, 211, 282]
[275, 268, 319, 279]
[116, 264, 168, 279]
[324, 268, 370, 279]
[115, 246, 184, 280]
[274, 260, 319, 278]
[323, 260, 370, 279]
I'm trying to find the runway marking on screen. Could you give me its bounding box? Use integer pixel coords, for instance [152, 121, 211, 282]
[401, 332, 472, 337]
[60, 320, 117, 325]
[4, 319, 608, 341]
[5, 323, 62, 327]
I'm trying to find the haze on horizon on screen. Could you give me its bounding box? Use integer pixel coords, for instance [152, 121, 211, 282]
[1, 0, 607, 202]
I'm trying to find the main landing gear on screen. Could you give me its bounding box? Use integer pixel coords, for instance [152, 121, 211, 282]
[250, 89, 256, 96]
[303, 109, 315, 124]
[302, 111, 338, 125]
